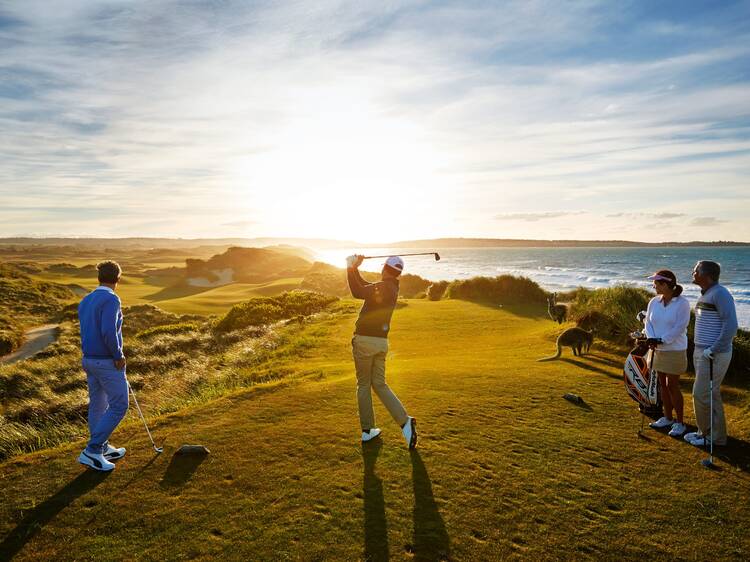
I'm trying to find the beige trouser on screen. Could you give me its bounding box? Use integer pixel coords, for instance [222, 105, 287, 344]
[692, 349, 732, 445]
[352, 334, 408, 430]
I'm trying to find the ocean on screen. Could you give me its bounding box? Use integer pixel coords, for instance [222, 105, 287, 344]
[314, 246, 750, 329]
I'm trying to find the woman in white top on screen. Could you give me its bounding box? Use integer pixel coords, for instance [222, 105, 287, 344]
[643, 269, 691, 437]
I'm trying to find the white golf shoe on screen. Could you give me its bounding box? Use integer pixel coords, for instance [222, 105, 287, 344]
[684, 431, 703, 445]
[668, 422, 686, 437]
[103, 443, 126, 460]
[402, 417, 417, 449]
[649, 417, 673, 429]
[362, 428, 381, 442]
[78, 449, 115, 472]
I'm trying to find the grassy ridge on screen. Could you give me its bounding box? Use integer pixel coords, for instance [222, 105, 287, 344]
[0, 300, 748, 560]
[0, 292, 339, 461]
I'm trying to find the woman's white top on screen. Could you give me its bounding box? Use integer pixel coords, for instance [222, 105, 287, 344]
[644, 294, 690, 351]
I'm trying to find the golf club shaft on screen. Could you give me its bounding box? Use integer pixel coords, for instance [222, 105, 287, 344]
[709, 358, 714, 462]
[128, 382, 160, 452]
[362, 252, 437, 259]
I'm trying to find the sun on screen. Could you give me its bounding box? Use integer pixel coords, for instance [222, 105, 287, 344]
[227, 90, 457, 241]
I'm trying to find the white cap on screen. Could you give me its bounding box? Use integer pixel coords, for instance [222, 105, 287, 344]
[384, 256, 404, 273]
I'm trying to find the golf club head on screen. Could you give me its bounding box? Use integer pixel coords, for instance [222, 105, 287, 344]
[701, 458, 718, 470]
[153, 445, 164, 454]
[434, 253, 441, 261]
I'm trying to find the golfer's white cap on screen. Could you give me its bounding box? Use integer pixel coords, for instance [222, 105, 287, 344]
[384, 256, 404, 273]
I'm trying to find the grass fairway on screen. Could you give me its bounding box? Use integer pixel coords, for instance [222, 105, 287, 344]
[156, 278, 305, 315]
[0, 300, 748, 561]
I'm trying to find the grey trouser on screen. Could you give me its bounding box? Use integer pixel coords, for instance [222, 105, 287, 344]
[692, 349, 732, 445]
[352, 334, 408, 430]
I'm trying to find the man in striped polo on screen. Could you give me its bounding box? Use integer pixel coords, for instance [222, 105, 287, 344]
[684, 260, 738, 447]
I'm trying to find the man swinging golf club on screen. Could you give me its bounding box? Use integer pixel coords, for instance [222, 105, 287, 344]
[347, 254, 417, 449]
[76, 261, 128, 471]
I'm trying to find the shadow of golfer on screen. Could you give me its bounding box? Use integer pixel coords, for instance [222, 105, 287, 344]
[159, 451, 207, 492]
[0, 469, 110, 559]
[362, 439, 388, 562]
[410, 450, 450, 561]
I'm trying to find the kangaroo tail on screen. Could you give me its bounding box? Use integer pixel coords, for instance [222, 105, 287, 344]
[538, 343, 562, 362]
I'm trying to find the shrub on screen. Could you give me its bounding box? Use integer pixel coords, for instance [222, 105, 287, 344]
[568, 286, 651, 343]
[445, 275, 547, 305]
[427, 281, 450, 301]
[0, 315, 24, 355]
[121, 304, 201, 336]
[397, 274, 431, 298]
[727, 328, 750, 383]
[136, 322, 201, 339]
[300, 262, 431, 298]
[215, 291, 338, 332]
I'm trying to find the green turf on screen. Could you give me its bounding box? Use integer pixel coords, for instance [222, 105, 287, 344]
[155, 278, 305, 315]
[0, 300, 748, 560]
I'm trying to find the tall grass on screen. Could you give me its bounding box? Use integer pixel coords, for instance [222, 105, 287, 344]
[444, 275, 548, 305]
[214, 291, 338, 332]
[0, 296, 342, 460]
[0, 314, 24, 355]
[568, 286, 651, 342]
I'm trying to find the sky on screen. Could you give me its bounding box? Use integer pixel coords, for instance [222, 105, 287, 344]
[1, 0, 749, 243]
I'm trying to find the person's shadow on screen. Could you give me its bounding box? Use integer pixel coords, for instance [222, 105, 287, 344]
[410, 450, 451, 561]
[362, 439, 388, 562]
[0, 469, 110, 560]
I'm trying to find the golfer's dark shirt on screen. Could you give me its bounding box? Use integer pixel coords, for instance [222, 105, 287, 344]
[347, 268, 400, 338]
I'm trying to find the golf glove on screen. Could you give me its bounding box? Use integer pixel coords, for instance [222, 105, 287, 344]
[636, 311, 646, 322]
[703, 348, 714, 360]
[346, 255, 361, 268]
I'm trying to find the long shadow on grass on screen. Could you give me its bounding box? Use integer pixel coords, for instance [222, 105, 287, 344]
[560, 357, 621, 381]
[159, 452, 207, 492]
[362, 439, 388, 561]
[667, 424, 750, 474]
[584, 353, 624, 369]
[410, 450, 451, 562]
[0, 469, 110, 560]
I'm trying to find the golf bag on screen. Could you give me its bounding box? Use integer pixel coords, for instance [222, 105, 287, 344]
[623, 340, 662, 418]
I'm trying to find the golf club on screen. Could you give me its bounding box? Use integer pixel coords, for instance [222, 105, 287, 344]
[128, 382, 164, 454]
[362, 252, 441, 261]
[701, 357, 715, 469]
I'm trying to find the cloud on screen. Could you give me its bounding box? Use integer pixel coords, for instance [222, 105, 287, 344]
[494, 211, 586, 222]
[0, 1, 748, 241]
[690, 216, 729, 227]
[221, 220, 256, 228]
[606, 212, 687, 219]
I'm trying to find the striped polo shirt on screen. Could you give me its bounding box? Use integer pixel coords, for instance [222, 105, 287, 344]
[694, 283, 738, 353]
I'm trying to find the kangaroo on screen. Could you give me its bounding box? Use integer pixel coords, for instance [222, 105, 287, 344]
[547, 293, 568, 324]
[538, 327, 594, 361]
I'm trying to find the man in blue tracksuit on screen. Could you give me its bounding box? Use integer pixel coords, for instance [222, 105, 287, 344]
[684, 260, 738, 448]
[77, 261, 128, 471]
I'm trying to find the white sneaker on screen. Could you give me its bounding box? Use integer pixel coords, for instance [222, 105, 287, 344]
[668, 422, 686, 437]
[402, 417, 417, 449]
[361, 428, 381, 442]
[103, 443, 126, 460]
[684, 431, 702, 444]
[649, 417, 674, 429]
[78, 450, 115, 472]
[688, 436, 710, 448]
